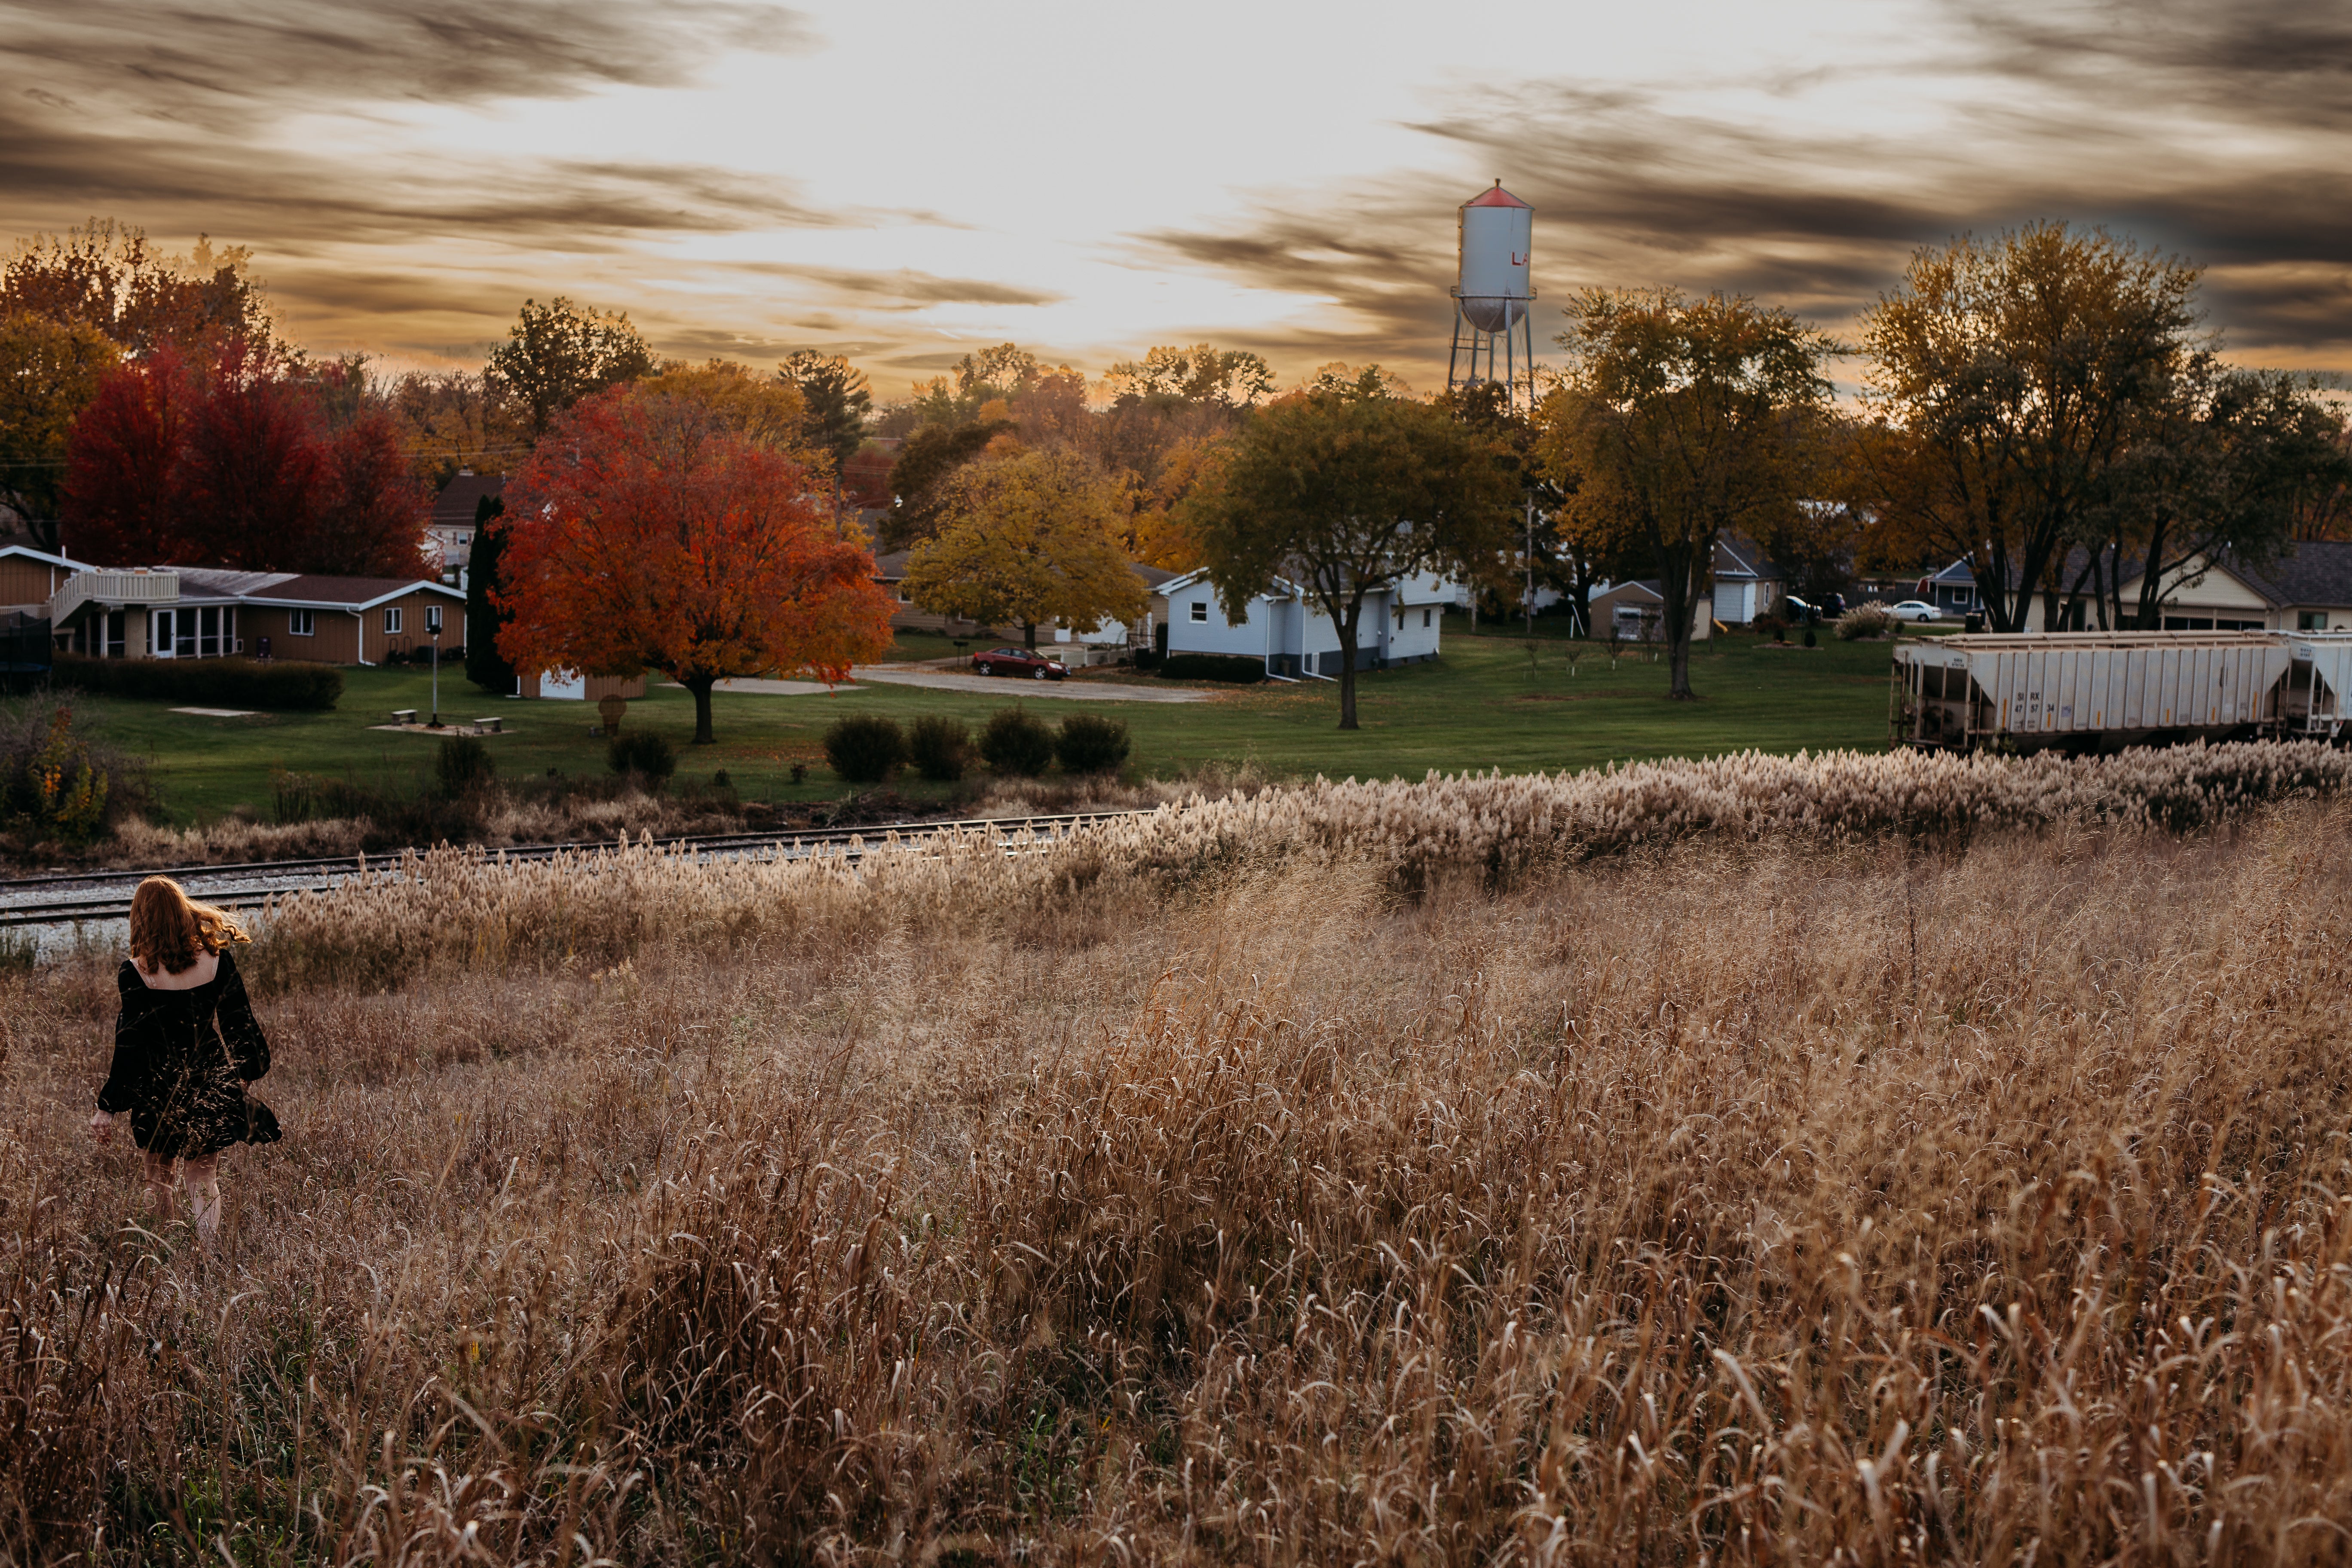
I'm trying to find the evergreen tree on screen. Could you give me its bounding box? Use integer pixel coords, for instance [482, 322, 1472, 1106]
[464, 494, 514, 693]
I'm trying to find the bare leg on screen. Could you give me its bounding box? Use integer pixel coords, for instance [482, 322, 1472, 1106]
[142, 1147, 178, 1224]
[181, 1154, 223, 1250]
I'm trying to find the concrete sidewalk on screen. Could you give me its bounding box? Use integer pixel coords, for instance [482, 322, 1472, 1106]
[672, 670, 1210, 704]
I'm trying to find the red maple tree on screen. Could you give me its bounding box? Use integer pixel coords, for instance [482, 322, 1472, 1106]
[495, 386, 895, 743]
[63, 340, 430, 575]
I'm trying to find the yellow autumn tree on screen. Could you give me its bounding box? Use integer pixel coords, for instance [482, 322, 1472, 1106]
[639, 359, 810, 455]
[902, 448, 1146, 647]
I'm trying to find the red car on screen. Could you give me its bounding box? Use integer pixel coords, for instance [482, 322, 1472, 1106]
[972, 646, 1067, 680]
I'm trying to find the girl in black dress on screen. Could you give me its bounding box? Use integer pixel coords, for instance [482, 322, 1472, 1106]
[87, 877, 276, 1250]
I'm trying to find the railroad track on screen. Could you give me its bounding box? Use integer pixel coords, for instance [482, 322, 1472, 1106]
[0, 808, 1154, 929]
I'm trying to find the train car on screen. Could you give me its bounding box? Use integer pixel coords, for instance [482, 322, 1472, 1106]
[1890, 630, 2352, 752]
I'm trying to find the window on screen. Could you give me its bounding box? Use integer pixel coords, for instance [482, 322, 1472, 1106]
[1189, 600, 1207, 622]
[2300, 611, 2330, 631]
[384, 606, 403, 634]
[426, 605, 444, 635]
[289, 609, 315, 636]
[1422, 607, 1431, 629]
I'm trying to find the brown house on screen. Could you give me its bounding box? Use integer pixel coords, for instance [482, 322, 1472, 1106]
[42, 560, 463, 665]
[225, 573, 466, 664]
[0, 545, 77, 615]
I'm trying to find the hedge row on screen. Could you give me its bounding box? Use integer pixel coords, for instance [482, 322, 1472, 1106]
[51, 652, 344, 710]
[1157, 653, 1266, 684]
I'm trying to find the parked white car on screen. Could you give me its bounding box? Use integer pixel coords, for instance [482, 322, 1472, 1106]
[1888, 600, 1942, 623]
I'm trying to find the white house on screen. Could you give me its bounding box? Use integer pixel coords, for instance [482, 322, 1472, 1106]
[1161, 568, 1453, 677]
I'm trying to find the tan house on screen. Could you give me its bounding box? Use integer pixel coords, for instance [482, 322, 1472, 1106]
[2098, 542, 2352, 633]
[1589, 579, 1715, 642]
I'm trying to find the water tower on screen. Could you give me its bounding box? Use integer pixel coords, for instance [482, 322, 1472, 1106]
[1447, 180, 1536, 410]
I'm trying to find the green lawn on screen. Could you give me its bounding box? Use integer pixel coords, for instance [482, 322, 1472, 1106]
[60, 619, 1908, 824]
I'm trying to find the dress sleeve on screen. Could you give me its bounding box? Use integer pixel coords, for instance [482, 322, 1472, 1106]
[97, 962, 153, 1114]
[215, 951, 270, 1082]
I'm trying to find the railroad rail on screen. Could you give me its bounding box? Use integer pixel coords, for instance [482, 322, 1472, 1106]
[0, 808, 1155, 929]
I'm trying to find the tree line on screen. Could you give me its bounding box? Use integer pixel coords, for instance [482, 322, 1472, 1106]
[5, 216, 2345, 738]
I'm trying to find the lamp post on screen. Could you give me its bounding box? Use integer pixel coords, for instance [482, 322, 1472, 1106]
[427, 605, 443, 727]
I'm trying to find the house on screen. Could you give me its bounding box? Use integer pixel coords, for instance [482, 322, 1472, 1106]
[2097, 541, 2352, 632]
[42, 560, 462, 665]
[428, 471, 505, 577]
[0, 544, 80, 617]
[1915, 559, 1981, 616]
[517, 670, 647, 702]
[1709, 535, 1782, 625]
[1588, 580, 1715, 642]
[1159, 569, 1453, 676]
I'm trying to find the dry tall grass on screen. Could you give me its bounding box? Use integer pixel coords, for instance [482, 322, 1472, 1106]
[4, 756, 2351, 1562]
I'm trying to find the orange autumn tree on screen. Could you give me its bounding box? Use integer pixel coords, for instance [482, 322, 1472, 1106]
[496, 384, 894, 744]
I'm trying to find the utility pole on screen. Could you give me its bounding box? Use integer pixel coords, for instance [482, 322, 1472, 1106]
[1525, 496, 1536, 636]
[427, 605, 443, 727]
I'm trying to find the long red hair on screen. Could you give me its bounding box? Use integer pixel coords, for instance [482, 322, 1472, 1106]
[128, 877, 249, 974]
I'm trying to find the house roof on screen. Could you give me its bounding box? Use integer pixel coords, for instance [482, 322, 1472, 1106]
[1158, 567, 1306, 601]
[1594, 579, 1665, 603]
[431, 472, 505, 530]
[0, 543, 80, 570]
[241, 573, 462, 609]
[176, 568, 301, 597]
[2227, 541, 2352, 608]
[1712, 534, 1778, 581]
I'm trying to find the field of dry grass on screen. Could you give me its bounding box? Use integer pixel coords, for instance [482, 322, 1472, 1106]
[4, 747, 2351, 1563]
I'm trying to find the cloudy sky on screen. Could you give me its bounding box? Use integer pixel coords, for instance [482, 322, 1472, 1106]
[3, 0, 2346, 399]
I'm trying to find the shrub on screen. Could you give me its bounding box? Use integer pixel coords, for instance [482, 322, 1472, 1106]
[0, 701, 128, 843]
[435, 735, 496, 798]
[1751, 614, 1789, 640]
[1837, 602, 1895, 640]
[907, 715, 971, 782]
[51, 652, 343, 710]
[977, 707, 1054, 776]
[1054, 712, 1130, 775]
[608, 730, 677, 785]
[823, 714, 904, 783]
[1158, 652, 1265, 684]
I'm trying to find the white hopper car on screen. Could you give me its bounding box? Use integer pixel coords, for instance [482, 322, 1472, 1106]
[1890, 630, 2352, 752]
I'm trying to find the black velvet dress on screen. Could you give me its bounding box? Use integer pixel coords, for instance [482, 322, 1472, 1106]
[98, 951, 273, 1160]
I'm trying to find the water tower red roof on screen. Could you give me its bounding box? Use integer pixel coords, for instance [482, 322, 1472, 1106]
[1464, 181, 1530, 208]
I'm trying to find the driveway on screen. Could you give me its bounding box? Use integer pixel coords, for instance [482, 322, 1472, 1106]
[680, 669, 1211, 704]
[852, 667, 1210, 703]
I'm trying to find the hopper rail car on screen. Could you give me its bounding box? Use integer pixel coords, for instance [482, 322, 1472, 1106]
[1890, 630, 2352, 753]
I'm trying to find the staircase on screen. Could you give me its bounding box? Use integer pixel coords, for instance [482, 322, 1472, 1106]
[47, 568, 178, 629]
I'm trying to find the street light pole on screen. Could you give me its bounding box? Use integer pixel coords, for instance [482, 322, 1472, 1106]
[428, 606, 443, 727]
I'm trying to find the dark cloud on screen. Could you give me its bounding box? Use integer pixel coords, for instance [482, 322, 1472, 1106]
[1952, 1, 2352, 131]
[0, 0, 816, 132]
[1139, 2, 2352, 381]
